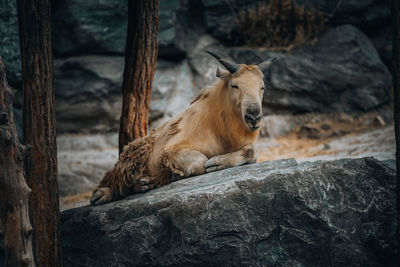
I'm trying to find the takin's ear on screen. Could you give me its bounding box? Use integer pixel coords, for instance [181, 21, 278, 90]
[216, 66, 230, 79]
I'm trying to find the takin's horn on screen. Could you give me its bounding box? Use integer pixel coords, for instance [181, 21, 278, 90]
[206, 50, 240, 74]
[258, 57, 278, 73]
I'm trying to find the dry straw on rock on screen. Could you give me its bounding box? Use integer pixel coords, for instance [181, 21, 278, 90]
[234, 0, 327, 50]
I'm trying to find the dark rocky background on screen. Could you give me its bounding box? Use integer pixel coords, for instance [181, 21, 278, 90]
[0, 0, 393, 133]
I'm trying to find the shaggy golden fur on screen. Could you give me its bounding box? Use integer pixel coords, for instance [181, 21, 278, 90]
[91, 63, 268, 205]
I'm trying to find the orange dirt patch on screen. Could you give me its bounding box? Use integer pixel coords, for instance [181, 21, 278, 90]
[257, 125, 394, 162]
[60, 191, 92, 207]
[258, 134, 341, 162]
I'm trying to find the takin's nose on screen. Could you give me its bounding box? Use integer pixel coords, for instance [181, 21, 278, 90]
[244, 113, 261, 127]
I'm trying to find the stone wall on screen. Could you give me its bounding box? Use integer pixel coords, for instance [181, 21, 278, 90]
[0, 0, 393, 134]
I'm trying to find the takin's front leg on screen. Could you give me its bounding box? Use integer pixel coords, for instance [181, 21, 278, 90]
[90, 162, 155, 206]
[90, 136, 155, 205]
[162, 148, 208, 180]
[205, 144, 257, 173]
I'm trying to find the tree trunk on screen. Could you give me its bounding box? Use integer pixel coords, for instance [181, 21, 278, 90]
[119, 0, 159, 154]
[0, 58, 35, 267]
[392, 0, 400, 265]
[17, 1, 61, 266]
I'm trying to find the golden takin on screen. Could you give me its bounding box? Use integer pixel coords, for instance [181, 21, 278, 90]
[90, 51, 277, 205]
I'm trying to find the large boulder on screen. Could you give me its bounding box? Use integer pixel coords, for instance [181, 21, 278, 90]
[61, 157, 396, 266]
[191, 25, 392, 114]
[260, 25, 391, 113]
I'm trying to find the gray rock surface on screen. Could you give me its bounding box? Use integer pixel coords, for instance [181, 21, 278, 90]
[0, 0, 392, 86]
[54, 57, 198, 133]
[298, 126, 395, 162]
[192, 25, 391, 114]
[52, 0, 127, 56]
[54, 56, 123, 133]
[52, 0, 197, 59]
[260, 115, 297, 138]
[150, 60, 197, 126]
[57, 134, 118, 197]
[61, 157, 396, 266]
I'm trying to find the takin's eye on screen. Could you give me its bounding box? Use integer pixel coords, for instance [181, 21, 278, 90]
[231, 85, 239, 89]
[261, 87, 265, 91]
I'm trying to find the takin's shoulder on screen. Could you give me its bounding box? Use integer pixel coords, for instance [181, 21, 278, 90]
[190, 86, 213, 105]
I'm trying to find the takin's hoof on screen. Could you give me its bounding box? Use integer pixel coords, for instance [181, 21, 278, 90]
[137, 177, 156, 193]
[171, 173, 181, 182]
[90, 187, 113, 205]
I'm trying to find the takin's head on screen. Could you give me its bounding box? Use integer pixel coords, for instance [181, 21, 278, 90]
[206, 51, 277, 132]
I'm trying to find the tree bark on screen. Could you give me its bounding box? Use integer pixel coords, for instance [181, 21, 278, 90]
[17, 1, 61, 266]
[119, 0, 159, 154]
[392, 0, 400, 265]
[0, 58, 35, 267]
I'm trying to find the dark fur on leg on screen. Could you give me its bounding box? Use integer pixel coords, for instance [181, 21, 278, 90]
[91, 135, 155, 205]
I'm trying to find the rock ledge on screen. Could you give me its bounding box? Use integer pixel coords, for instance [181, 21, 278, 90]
[61, 158, 396, 267]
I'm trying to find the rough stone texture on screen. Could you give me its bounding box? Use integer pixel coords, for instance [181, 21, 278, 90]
[48, 0, 394, 63]
[54, 56, 199, 133]
[0, 0, 20, 85]
[260, 115, 297, 138]
[295, 126, 395, 162]
[60, 158, 396, 267]
[158, 0, 184, 59]
[51, 0, 198, 60]
[255, 24, 391, 113]
[57, 134, 118, 197]
[326, 0, 390, 30]
[1, 0, 203, 83]
[52, 0, 127, 56]
[200, 0, 392, 65]
[150, 60, 197, 127]
[158, 0, 205, 60]
[54, 56, 123, 133]
[191, 25, 391, 114]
